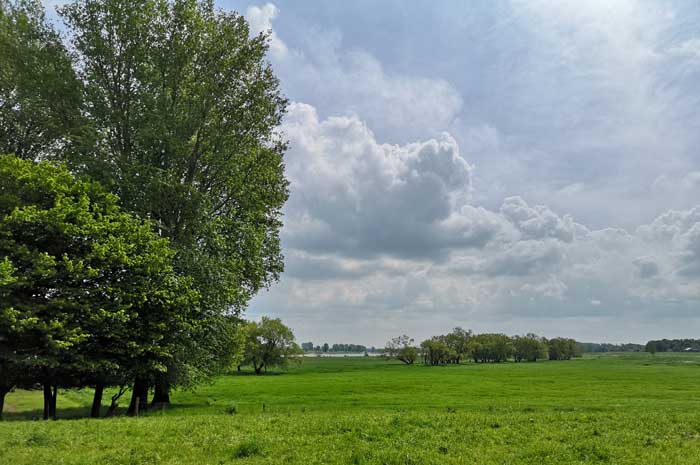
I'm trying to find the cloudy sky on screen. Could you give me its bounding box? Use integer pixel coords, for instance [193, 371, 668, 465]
[46, 1, 700, 345]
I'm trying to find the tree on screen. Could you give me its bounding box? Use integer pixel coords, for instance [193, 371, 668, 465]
[513, 334, 548, 362]
[547, 338, 581, 361]
[241, 317, 300, 374]
[322, 343, 329, 353]
[0, 0, 291, 403]
[0, 155, 197, 419]
[646, 341, 657, 355]
[468, 334, 514, 363]
[0, 0, 84, 160]
[442, 327, 472, 363]
[420, 337, 455, 366]
[385, 335, 417, 365]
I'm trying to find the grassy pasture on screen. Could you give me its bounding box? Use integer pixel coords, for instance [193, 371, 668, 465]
[2, 353, 700, 464]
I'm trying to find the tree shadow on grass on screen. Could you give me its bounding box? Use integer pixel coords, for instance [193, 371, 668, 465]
[2, 406, 93, 422]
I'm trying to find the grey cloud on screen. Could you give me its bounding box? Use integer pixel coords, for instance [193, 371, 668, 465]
[637, 207, 700, 242]
[281, 103, 500, 260]
[245, 3, 463, 143]
[677, 223, 700, 276]
[232, 1, 700, 344]
[481, 240, 564, 277]
[633, 256, 660, 279]
[500, 196, 575, 242]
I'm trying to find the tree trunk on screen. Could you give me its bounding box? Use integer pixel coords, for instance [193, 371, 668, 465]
[106, 385, 126, 417]
[0, 387, 7, 421]
[91, 383, 104, 418]
[151, 376, 170, 406]
[43, 384, 51, 420]
[42, 384, 58, 420]
[127, 379, 149, 416]
[50, 385, 58, 420]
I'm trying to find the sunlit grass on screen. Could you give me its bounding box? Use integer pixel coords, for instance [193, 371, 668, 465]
[2, 353, 700, 464]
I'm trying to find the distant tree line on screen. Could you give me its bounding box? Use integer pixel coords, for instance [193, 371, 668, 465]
[645, 339, 700, 353]
[300, 343, 378, 353]
[578, 342, 644, 353]
[385, 329, 582, 366]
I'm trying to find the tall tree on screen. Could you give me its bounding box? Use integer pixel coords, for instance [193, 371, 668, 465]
[58, 0, 289, 402]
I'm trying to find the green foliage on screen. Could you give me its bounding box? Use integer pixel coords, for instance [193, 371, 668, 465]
[0, 0, 83, 160]
[240, 317, 300, 374]
[645, 338, 700, 353]
[441, 327, 472, 362]
[420, 338, 456, 366]
[547, 338, 581, 361]
[646, 341, 657, 355]
[385, 335, 417, 365]
[513, 334, 548, 362]
[579, 342, 644, 353]
[0, 155, 197, 408]
[420, 327, 472, 365]
[58, 0, 289, 315]
[1, 0, 291, 400]
[468, 334, 514, 363]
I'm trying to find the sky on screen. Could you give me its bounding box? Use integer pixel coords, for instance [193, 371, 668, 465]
[44, 1, 700, 346]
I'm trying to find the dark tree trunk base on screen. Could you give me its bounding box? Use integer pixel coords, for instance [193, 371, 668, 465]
[91, 383, 104, 418]
[151, 378, 170, 406]
[43, 384, 51, 420]
[0, 388, 7, 421]
[50, 385, 58, 420]
[127, 379, 149, 416]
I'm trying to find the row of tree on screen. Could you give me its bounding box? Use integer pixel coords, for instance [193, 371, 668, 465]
[578, 342, 645, 353]
[646, 339, 700, 353]
[300, 343, 377, 353]
[385, 329, 582, 366]
[0, 0, 288, 420]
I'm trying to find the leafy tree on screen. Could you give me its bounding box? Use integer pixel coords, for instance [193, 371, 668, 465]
[547, 338, 581, 361]
[468, 334, 514, 363]
[385, 335, 417, 365]
[241, 317, 300, 374]
[513, 334, 548, 362]
[55, 0, 289, 402]
[646, 341, 657, 355]
[442, 327, 472, 363]
[0, 0, 84, 160]
[0, 155, 197, 419]
[322, 343, 329, 353]
[420, 337, 456, 366]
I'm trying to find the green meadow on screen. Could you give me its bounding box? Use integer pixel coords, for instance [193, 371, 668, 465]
[2, 353, 700, 464]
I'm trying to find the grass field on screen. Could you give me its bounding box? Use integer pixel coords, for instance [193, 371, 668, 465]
[2, 353, 700, 464]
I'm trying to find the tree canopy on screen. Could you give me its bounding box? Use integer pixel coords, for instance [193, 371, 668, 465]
[385, 335, 417, 365]
[240, 317, 300, 374]
[0, 155, 198, 419]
